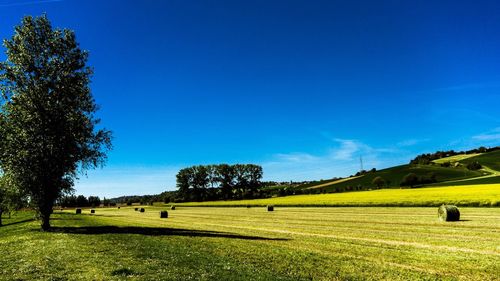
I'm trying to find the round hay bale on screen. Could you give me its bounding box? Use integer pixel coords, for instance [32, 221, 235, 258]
[160, 211, 168, 218]
[267, 205, 274, 212]
[438, 205, 460, 221]
[134, 207, 138, 211]
[90, 209, 95, 214]
[75, 208, 82, 214]
[170, 206, 176, 210]
[140, 208, 145, 213]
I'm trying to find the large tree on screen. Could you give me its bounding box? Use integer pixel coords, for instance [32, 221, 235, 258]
[0, 15, 112, 230]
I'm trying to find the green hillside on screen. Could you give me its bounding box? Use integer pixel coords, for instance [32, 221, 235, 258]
[459, 150, 500, 171]
[305, 164, 483, 192]
[303, 149, 500, 192]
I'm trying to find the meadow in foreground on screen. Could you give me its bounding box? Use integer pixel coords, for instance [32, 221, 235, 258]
[0, 206, 498, 280]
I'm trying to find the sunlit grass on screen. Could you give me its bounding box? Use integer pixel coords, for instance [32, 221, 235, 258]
[178, 183, 500, 207]
[0, 206, 498, 280]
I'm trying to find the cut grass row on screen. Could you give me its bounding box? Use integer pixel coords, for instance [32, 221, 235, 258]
[1, 206, 498, 280]
[176, 183, 500, 207]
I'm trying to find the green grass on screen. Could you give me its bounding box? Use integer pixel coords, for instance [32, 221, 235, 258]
[460, 150, 500, 172]
[178, 183, 500, 207]
[432, 153, 482, 164]
[308, 164, 484, 192]
[0, 207, 498, 280]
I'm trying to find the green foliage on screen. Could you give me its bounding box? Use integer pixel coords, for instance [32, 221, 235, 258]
[176, 164, 263, 202]
[371, 176, 385, 188]
[466, 161, 482, 171]
[400, 173, 419, 188]
[0, 15, 111, 230]
[0, 175, 26, 226]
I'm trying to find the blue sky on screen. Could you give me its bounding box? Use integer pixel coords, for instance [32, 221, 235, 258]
[1, 0, 499, 198]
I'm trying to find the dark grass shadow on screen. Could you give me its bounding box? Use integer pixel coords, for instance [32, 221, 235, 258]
[2, 218, 35, 226]
[47, 226, 290, 241]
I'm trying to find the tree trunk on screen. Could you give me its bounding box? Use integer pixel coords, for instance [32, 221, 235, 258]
[0, 210, 3, 226]
[39, 206, 53, 231]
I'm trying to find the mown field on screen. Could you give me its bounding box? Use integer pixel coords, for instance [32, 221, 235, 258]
[178, 183, 500, 207]
[0, 206, 499, 280]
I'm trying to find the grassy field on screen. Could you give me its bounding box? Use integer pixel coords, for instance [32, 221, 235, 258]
[459, 150, 500, 172]
[177, 183, 500, 207]
[432, 153, 482, 164]
[0, 206, 498, 280]
[305, 164, 484, 192]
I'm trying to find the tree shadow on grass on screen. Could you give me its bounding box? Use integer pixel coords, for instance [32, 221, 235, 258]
[47, 226, 290, 241]
[2, 218, 35, 226]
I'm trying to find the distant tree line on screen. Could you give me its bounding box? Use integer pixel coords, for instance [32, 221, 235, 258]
[57, 195, 112, 207]
[410, 146, 499, 165]
[176, 164, 263, 201]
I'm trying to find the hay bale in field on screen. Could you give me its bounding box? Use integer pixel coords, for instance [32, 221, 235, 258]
[438, 205, 460, 221]
[160, 211, 168, 218]
[170, 206, 175, 210]
[90, 209, 95, 214]
[140, 208, 145, 213]
[75, 208, 82, 214]
[134, 207, 138, 211]
[267, 205, 274, 212]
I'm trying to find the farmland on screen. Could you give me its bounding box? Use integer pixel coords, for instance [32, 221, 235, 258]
[0, 206, 498, 280]
[178, 183, 500, 207]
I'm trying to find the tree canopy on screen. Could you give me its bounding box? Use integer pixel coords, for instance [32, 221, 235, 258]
[0, 15, 112, 230]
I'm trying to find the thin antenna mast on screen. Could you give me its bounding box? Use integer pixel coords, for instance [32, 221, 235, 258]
[360, 156, 364, 172]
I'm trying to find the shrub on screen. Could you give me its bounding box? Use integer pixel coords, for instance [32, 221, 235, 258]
[267, 205, 274, 212]
[440, 161, 451, 167]
[90, 209, 95, 214]
[466, 161, 482, 170]
[372, 176, 386, 189]
[160, 211, 168, 218]
[400, 173, 418, 188]
[75, 208, 82, 214]
[140, 208, 145, 213]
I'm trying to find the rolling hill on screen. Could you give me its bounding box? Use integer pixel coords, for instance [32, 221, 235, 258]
[296, 149, 499, 193]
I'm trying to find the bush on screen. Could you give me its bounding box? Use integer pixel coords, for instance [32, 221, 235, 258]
[400, 173, 419, 188]
[160, 211, 168, 218]
[440, 161, 451, 167]
[466, 161, 482, 170]
[267, 205, 274, 212]
[372, 176, 385, 188]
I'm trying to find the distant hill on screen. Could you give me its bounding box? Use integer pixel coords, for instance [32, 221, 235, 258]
[295, 148, 500, 193]
[109, 146, 500, 203]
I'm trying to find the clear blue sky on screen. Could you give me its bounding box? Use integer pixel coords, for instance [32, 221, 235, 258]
[1, 0, 499, 198]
